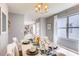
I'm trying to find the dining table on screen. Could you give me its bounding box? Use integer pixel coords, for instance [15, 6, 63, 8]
[21, 40, 66, 56]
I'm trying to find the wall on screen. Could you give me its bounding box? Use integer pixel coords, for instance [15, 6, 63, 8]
[35, 16, 54, 42]
[8, 13, 24, 43]
[40, 18, 46, 37]
[46, 16, 54, 42]
[35, 18, 46, 37]
[24, 14, 35, 25]
[0, 3, 8, 55]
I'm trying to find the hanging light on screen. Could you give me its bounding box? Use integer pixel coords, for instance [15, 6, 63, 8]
[34, 3, 48, 13]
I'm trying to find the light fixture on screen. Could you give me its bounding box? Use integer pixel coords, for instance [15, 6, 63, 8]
[34, 3, 48, 13]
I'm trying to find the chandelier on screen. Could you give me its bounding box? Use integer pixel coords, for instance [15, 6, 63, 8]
[34, 3, 48, 13]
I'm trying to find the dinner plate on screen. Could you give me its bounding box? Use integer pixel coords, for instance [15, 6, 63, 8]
[22, 41, 30, 44]
[26, 49, 38, 56]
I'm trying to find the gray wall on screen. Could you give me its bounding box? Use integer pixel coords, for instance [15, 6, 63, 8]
[46, 16, 54, 42]
[8, 13, 24, 43]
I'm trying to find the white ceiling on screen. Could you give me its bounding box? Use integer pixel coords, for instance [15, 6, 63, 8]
[7, 3, 78, 24]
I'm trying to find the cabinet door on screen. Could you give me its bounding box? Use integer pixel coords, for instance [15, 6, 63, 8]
[69, 14, 79, 27]
[69, 28, 79, 40]
[57, 29, 67, 38]
[57, 17, 67, 29]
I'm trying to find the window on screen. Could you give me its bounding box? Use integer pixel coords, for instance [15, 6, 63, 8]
[57, 14, 79, 54]
[2, 12, 6, 32]
[57, 17, 67, 38]
[69, 14, 79, 40]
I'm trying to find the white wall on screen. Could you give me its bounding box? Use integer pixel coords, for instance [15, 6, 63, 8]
[40, 18, 46, 37]
[8, 13, 24, 43]
[24, 14, 35, 25]
[53, 15, 58, 44]
[35, 18, 46, 37]
[0, 3, 8, 55]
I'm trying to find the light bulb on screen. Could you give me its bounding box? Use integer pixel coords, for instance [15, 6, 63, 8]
[35, 7, 38, 11]
[38, 4, 41, 8]
[45, 5, 48, 9]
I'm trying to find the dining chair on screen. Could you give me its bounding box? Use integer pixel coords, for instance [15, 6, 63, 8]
[6, 42, 19, 56]
[12, 37, 22, 56]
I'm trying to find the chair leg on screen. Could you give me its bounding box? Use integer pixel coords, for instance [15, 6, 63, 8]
[19, 50, 23, 56]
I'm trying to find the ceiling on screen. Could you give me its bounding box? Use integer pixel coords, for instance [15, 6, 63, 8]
[7, 3, 78, 24]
